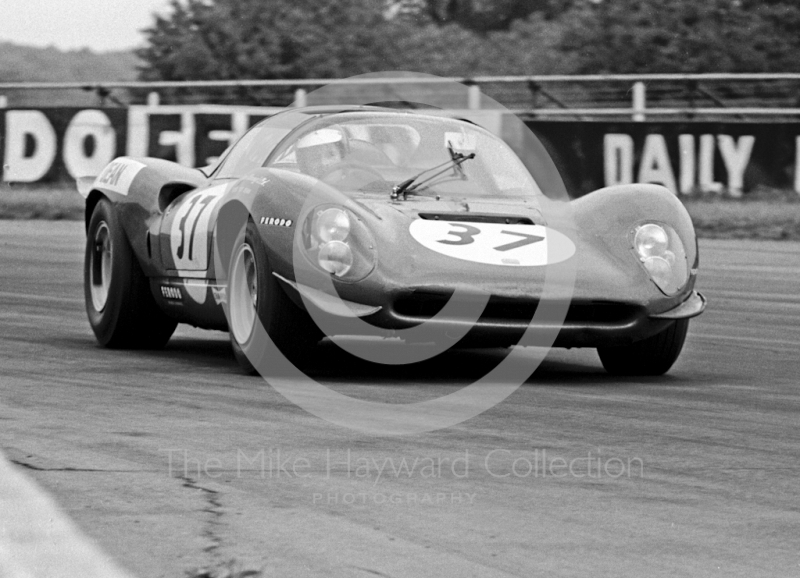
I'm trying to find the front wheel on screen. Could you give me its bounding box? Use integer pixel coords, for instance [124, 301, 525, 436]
[597, 319, 689, 376]
[227, 221, 322, 374]
[84, 199, 177, 348]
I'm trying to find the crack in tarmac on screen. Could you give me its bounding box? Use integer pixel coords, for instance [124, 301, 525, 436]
[352, 566, 395, 578]
[9, 459, 140, 473]
[9, 455, 254, 577]
[179, 476, 226, 561]
[176, 476, 259, 578]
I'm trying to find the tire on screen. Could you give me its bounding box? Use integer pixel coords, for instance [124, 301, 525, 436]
[597, 319, 689, 376]
[84, 199, 177, 349]
[227, 221, 323, 374]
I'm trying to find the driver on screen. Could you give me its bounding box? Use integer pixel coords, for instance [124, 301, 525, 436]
[296, 128, 346, 180]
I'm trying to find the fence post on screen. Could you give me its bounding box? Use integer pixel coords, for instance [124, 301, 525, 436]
[467, 84, 481, 110]
[294, 88, 308, 107]
[632, 81, 646, 121]
[147, 92, 160, 107]
[0, 96, 7, 108]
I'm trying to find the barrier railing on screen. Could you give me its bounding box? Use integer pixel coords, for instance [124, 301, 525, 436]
[2, 73, 800, 120]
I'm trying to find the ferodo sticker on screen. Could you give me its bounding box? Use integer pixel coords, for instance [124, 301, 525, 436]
[94, 158, 146, 196]
[409, 220, 575, 266]
[160, 285, 182, 301]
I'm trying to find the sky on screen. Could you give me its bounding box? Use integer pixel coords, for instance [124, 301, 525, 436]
[0, 0, 173, 52]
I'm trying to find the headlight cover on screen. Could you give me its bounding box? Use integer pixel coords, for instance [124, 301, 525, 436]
[302, 205, 375, 281]
[632, 223, 689, 295]
[318, 240, 354, 276]
[316, 207, 351, 243]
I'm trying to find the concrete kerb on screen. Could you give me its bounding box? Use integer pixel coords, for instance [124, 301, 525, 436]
[0, 450, 136, 578]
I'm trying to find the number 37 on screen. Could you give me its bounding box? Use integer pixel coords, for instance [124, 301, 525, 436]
[438, 224, 544, 252]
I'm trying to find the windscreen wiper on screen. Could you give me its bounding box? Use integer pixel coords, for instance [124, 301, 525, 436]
[391, 151, 476, 200]
[447, 140, 467, 178]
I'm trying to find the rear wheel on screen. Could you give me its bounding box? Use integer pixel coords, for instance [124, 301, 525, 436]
[84, 199, 177, 348]
[227, 221, 322, 374]
[597, 319, 689, 376]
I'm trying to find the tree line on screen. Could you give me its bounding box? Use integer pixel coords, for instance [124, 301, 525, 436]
[137, 0, 800, 82]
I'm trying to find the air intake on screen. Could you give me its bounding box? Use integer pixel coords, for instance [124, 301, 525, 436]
[418, 213, 535, 225]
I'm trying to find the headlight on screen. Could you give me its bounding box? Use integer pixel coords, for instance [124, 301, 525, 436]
[302, 205, 376, 281]
[634, 224, 669, 258]
[318, 240, 353, 276]
[316, 208, 350, 243]
[632, 223, 688, 295]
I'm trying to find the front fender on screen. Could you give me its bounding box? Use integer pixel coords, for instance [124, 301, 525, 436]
[215, 168, 356, 281]
[571, 183, 699, 310]
[572, 184, 697, 267]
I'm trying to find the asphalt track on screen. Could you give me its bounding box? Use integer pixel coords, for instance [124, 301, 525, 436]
[1, 220, 798, 578]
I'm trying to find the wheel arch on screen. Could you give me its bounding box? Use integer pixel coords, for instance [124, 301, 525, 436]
[84, 190, 109, 232]
[571, 183, 698, 272]
[84, 190, 156, 278]
[213, 197, 253, 282]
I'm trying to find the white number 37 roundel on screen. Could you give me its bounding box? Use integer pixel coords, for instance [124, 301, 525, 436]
[409, 219, 575, 266]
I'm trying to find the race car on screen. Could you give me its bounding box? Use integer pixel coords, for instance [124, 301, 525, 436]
[79, 105, 705, 375]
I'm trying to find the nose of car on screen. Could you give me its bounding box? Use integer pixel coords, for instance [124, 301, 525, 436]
[360, 214, 659, 306]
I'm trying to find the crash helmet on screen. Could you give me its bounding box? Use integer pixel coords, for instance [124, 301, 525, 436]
[296, 128, 345, 178]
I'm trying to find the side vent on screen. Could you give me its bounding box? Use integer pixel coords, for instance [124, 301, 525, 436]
[158, 182, 197, 212]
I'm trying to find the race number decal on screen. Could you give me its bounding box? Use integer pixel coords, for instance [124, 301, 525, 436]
[169, 185, 226, 270]
[409, 220, 575, 266]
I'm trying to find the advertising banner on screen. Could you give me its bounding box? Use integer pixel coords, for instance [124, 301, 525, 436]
[0, 106, 279, 183]
[0, 108, 127, 183]
[525, 121, 800, 197]
[2, 106, 799, 197]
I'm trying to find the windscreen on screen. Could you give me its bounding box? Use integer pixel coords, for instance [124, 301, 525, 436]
[266, 113, 542, 198]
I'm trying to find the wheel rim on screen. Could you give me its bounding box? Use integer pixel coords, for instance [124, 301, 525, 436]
[89, 222, 112, 311]
[229, 243, 258, 344]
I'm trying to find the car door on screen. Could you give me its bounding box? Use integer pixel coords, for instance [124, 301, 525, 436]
[160, 183, 229, 272]
[158, 115, 301, 272]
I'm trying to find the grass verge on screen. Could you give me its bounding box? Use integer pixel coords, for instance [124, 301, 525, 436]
[684, 199, 800, 240]
[0, 184, 84, 220]
[682, 187, 800, 240]
[2, 183, 799, 240]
